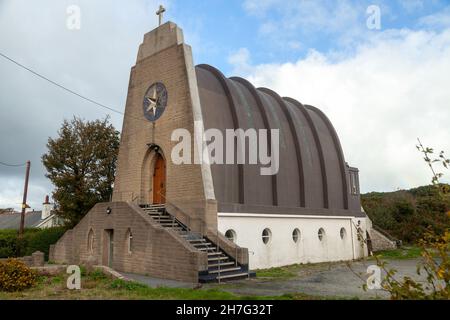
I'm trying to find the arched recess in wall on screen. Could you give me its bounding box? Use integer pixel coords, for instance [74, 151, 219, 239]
[125, 228, 133, 254]
[140, 145, 166, 204]
[87, 228, 94, 254]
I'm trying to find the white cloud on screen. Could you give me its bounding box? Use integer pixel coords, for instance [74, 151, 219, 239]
[228, 28, 450, 192]
[0, 176, 50, 211]
[419, 5, 450, 28]
[398, 0, 424, 13]
[244, 0, 366, 35]
[0, 0, 164, 211]
[228, 48, 252, 74]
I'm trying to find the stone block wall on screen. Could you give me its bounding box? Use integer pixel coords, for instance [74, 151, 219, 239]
[370, 228, 397, 251]
[50, 202, 208, 283]
[0, 251, 44, 267]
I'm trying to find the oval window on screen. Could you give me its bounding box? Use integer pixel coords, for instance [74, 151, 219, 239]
[318, 228, 325, 241]
[340, 228, 347, 240]
[262, 228, 272, 244]
[225, 229, 236, 243]
[292, 228, 301, 243]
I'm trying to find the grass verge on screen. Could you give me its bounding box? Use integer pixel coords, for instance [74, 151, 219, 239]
[256, 264, 301, 279]
[0, 268, 322, 300]
[372, 246, 422, 260]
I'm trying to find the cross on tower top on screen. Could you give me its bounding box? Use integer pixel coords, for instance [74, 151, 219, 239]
[156, 5, 166, 26]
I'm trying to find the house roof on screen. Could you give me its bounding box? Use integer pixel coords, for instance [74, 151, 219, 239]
[0, 211, 43, 230]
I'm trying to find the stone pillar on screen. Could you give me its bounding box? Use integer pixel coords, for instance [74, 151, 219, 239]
[32, 251, 45, 267]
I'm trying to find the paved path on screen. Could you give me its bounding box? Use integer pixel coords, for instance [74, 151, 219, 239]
[120, 258, 426, 299]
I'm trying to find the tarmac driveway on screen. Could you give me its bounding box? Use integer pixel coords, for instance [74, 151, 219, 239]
[204, 258, 427, 299]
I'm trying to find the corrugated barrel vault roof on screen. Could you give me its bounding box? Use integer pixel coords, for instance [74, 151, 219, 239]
[195, 64, 360, 214]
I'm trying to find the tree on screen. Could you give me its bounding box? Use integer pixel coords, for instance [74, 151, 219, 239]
[364, 141, 450, 299]
[42, 117, 120, 227]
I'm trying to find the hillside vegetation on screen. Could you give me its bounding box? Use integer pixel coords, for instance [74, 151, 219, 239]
[361, 184, 450, 243]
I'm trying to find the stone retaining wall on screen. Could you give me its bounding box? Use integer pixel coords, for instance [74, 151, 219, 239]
[0, 251, 45, 267]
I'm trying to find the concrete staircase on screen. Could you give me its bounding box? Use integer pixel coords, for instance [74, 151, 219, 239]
[140, 204, 254, 283]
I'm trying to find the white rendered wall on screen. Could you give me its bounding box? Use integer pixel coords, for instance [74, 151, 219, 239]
[218, 213, 368, 270]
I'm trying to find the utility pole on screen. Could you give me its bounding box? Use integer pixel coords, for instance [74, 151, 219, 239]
[18, 160, 31, 238]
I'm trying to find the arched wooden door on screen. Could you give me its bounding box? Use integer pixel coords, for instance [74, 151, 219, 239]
[152, 153, 166, 204]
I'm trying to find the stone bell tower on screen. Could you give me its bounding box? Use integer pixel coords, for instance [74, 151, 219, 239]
[112, 21, 217, 231]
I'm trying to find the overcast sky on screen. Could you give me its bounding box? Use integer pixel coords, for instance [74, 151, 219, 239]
[1, 0, 449, 211]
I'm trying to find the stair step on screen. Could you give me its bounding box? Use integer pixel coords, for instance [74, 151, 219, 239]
[217, 272, 249, 280]
[186, 238, 208, 243]
[208, 267, 241, 274]
[192, 242, 213, 247]
[198, 247, 216, 252]
[208, 256, 228, 262]
[207, 252, 223, 256]
[208, 261, 235, 268]
[165, 227, 184, 231]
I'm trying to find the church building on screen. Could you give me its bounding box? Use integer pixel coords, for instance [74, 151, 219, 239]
[50, 17, 371, 283]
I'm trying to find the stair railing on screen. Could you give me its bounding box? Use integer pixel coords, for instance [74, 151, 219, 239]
[157, 192, 195, 236]
[217, 228, 221, 283]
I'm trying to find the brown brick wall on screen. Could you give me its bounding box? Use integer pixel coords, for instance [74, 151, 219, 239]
[112, 43, 206, 207]
[50, 202, 208, 283]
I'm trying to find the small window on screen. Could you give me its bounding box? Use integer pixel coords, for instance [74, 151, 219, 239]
[87, 229, 94, 254]
[349, 171, 360, 195]
[225, 229, 236, 243]
[292, 228, 301, 243]
[340, 227, 347, 240]
[262, 228, 272, 245]
[126, 228, 133, 254]
[318, 228, 325, 241]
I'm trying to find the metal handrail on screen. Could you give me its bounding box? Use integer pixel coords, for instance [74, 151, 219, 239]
[157, 191, 195, 234]
[217, 229, 221, 283]
[150, 191, 247, 279]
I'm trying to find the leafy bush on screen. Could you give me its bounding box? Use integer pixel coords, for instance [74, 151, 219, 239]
[0, 230, 20, 258]
[0, 259, 37, 292]
[22, 227, 67, 259]
[0, 227, 66, 260]
[375, 228, 450, 300]
[362, 184, 450, 243]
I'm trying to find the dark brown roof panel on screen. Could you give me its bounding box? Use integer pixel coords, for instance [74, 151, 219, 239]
[195, 64, 360, 215]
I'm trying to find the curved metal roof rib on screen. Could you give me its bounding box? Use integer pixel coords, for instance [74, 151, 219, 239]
[195, 64, 359, 215]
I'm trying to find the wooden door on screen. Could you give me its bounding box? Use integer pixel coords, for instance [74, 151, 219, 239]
[152, 154, 166, 204]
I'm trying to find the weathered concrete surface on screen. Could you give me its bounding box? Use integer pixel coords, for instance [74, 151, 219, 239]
[204, 258, 427, 299]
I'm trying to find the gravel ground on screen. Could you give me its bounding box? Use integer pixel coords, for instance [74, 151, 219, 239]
[120, 258, 427, 299]
[204, 258, 427, 299]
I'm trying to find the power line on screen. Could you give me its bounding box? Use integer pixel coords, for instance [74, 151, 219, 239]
[0, 51, 124, 116]
[0, 161, 26, 167]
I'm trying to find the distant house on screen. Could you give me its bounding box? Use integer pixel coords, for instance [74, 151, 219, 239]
[0, 196, 62, 230]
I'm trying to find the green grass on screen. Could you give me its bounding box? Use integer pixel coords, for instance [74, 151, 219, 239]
[0, 268, 321, 300]
[372, 246, 422, 260]
[256, 264, 301, 279]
